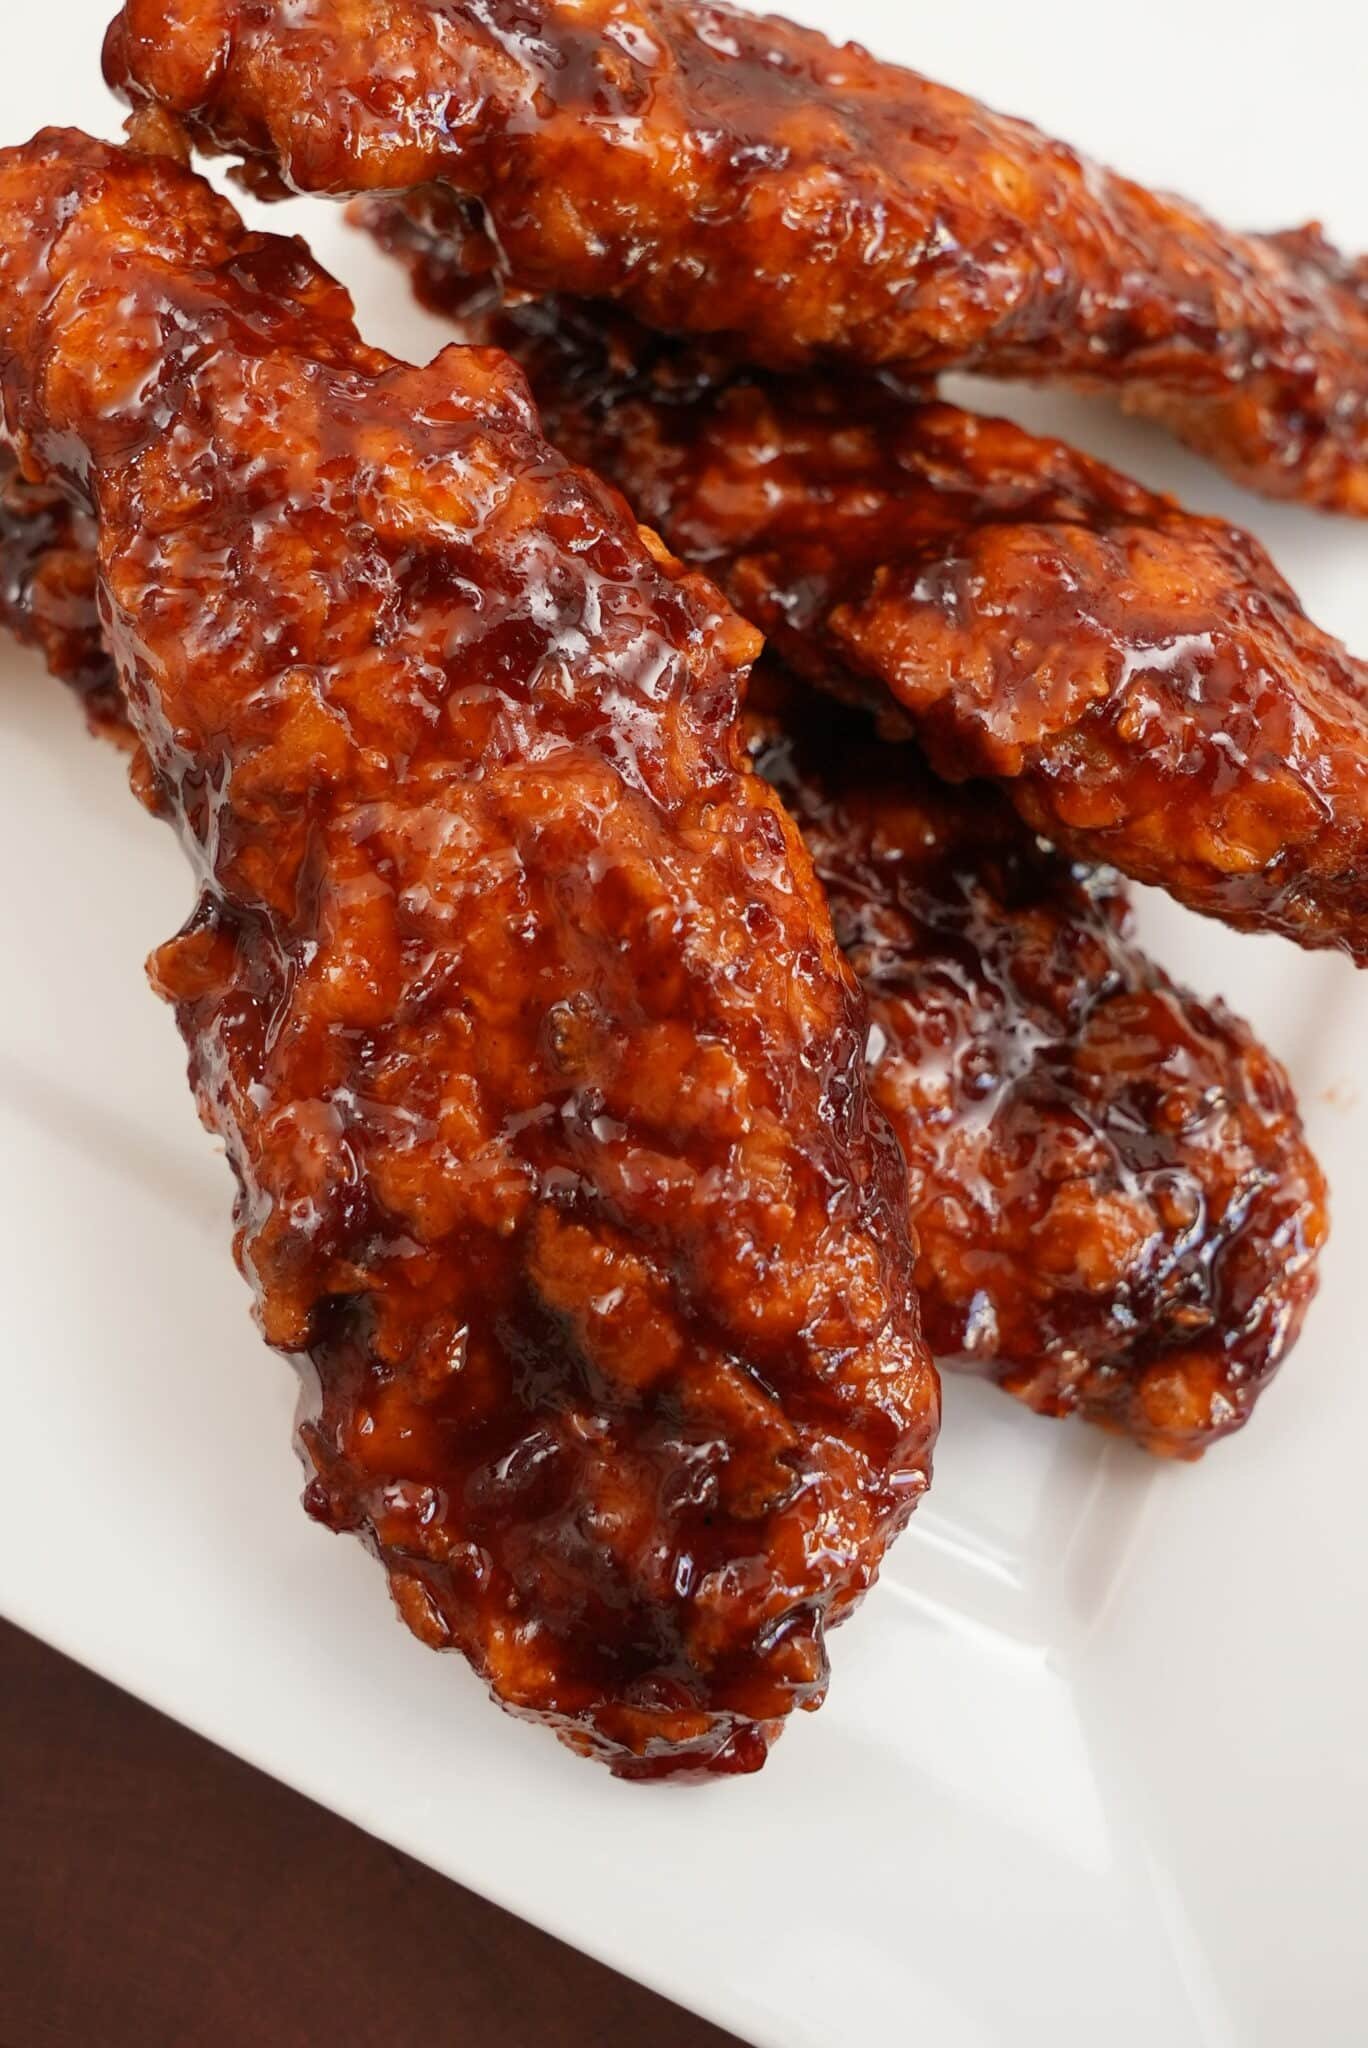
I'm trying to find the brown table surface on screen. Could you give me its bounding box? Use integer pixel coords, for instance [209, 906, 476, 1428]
[0, 1620, 746, 2048]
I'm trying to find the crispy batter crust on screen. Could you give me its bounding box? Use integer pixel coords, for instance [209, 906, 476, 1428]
[106, 0, 1368, 509]
[365, 227, 1368, 961]
[0, 130, 936, 1776]
[0, 435, 1324, 1457]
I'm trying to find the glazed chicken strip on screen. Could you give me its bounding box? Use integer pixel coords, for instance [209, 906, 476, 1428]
[0, 130, 938, 1779]
[105, 0, 1368, 511]
[365, 214, 1368, 960]
[748, 667, 1325, 1458]
[0, 451, 126, 741]
[0, 443, 1324, 1458]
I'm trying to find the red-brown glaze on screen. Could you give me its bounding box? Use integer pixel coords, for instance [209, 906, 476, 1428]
[747, 668, 1326, 1457]
[365, 229, 1368, 962]
[0, 450, 126, 740]
[0, 130, 937, 1778]
[106, 0, 1368, 510]
[0, 433, 1325, 1458]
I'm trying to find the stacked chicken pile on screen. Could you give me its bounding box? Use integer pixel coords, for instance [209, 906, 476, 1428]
[3, 0, 1362, 1777]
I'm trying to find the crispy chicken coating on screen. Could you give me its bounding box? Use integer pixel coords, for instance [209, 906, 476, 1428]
[0, 130, 937, 1778]
[365, 226, 1368, 960]
[105, 0, 1368, 510]
[0, 441, 1324, 1457]
[747, 668, 1326, 1457]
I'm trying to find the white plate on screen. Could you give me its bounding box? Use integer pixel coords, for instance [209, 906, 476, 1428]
[4, 6, 1367, 2043]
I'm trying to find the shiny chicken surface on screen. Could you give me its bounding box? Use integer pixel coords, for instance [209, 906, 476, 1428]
[0, 130, 939, 1778]
[0, 434, 1324, 1458]
[106, 0, 1368, 510]
[365, 227, 1368, 961]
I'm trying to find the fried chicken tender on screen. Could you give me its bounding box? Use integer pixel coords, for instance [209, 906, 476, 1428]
[0, 450, 125, 739]
[747, 667, 1326, 1458]
[0, 129, 937, 1778]
[0, 445, 1324, 1457]
[105, 0, 1368, 511]
[365, 226, 1368, 960]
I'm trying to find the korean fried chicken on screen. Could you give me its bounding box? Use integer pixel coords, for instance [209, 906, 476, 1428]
[363, 230, 1368, 961]
[0, 450, 123, 739]
[0, 129, 939, 1777]
[747, 669, 1326, 1458]
[0, 428, 1324, 1458]
[106, 0, 1368, 510]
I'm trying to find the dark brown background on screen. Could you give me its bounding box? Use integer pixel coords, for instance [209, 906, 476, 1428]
[0, 1621, 744, 2048]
